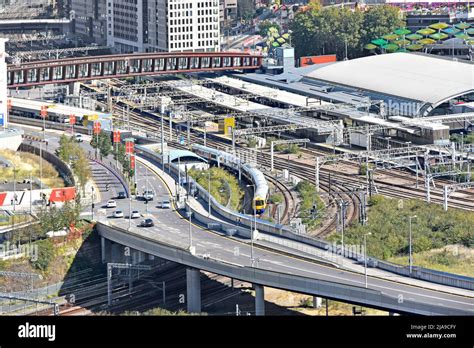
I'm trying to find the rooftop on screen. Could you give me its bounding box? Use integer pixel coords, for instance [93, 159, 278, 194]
[11, 98, 111, 118]
[304, 53, 474, 108]
[167, 149, 207, 163]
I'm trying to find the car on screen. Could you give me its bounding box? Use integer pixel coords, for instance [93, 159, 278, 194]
[143, 190, 154, 201]
[106, 200, 117, 208]
[113, 210, 124, 218]
[74, 134, 83, 142]
[117, 191, 127, 199]
[131, 210, 141, 219]
[139, 218, 154, 227]
[159, 199, 171, 209]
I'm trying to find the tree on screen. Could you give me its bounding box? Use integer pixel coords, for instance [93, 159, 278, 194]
[74, 151, 91, 193]
[30, 239, 55, 272]
[360, 5, 404, 48]
[114, 143, 134, 179]
[57, 135, 76, 163]
[290, 4, 404, 60]
[90, 131, 112, 157]
[237, 0, 255, 20]
[258, 20, 281, 36]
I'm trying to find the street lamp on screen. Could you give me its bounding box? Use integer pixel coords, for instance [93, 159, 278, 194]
[145, 167, 149, 214]
[247, 184, 257, 266]
[128, 190, 132, 231]
[364, 232, 372, 289]
[208, 168, 211, 216]
[408, 215, 417, 274]
[91, 186, 95, 220]
[186, 211, 194, 255]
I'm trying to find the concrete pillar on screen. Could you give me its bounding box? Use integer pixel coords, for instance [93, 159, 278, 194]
[68, 82, 79, 96]
[313, 296, 322, 309]
[254, 284, 265, 316]
[186, 268, 201, 313]
[131, 249, 139, 265]
[101, 237, 106, 264]
[111, 243, 125, 263]
[0, 38, 8, 129]
[137, 250, 145, 263]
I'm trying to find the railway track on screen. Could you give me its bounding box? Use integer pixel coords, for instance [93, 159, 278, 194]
[297, 147, 474, 210]
[88, 81, 472, 234]
[120, 108, 358, 237]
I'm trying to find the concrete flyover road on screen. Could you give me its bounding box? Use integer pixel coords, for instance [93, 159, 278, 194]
[96, 156, 474, 316]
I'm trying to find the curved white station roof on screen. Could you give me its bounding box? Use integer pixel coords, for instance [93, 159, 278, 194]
[304, 53, 474, 107]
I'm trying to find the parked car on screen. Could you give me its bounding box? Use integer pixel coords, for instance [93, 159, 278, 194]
[131, 210, 141, 219]
[106, 200, 117, 208]
[139, 218, 154, 227]
[117, 191, 127, 199]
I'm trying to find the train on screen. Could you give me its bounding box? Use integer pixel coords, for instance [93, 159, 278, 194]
[191, 144, 269, 214]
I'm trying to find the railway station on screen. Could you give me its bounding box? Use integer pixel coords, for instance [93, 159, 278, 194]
[0, 12, 473, 323]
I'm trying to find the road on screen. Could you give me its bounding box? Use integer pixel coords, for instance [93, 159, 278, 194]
[102, 157, 474, 315]
[14, 124, 474, 315]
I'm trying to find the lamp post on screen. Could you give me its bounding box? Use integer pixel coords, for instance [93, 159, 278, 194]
[247, 184, 256, 266]
[187, 211, 194, 254]
[408, 215, 417, 275]
[364, 232, 372, 289]
[208, 168, 211, 216]
[12, 165, 17, 212]
[145, 167, 149, 214]
[128, 189, 132, 231]
[29, 172, 32, 215]
[91, 186, 95, 220]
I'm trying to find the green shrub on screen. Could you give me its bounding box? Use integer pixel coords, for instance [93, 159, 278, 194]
[30, 239, 55, 272]
[269, 193, 283, 204]
[343, 195, 474, 260]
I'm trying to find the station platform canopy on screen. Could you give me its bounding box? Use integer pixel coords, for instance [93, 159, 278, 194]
[304, 53, 474, 114]
[167, 149, 207, 163]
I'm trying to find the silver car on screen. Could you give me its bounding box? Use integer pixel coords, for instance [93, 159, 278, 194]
[160, 199, 171, 209]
